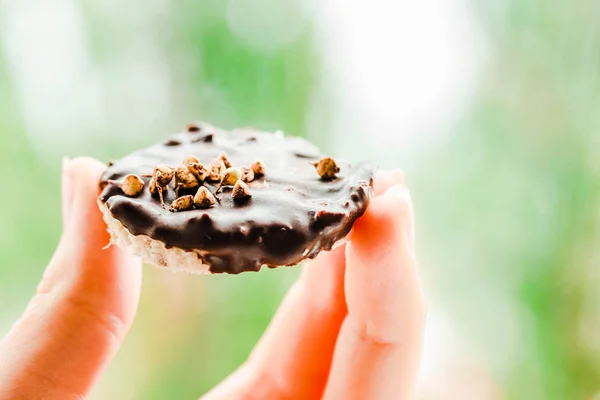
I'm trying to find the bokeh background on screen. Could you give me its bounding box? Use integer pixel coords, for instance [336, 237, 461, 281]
[1, 0, 599, 399]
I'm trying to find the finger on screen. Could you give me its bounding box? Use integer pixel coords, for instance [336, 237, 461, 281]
[61, 157, 75, 228]
[0, 157, 142, 399]
[374, 169, 404, 196]
[323, 184, 426, 400]
[202, 170, 403, 400]
[202, 246, 346, 400]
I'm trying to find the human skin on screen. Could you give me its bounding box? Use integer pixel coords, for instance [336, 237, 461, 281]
[0, 158, 425, 400]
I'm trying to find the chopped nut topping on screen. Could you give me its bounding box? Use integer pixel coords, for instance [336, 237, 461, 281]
[216, 167, 242, 193]
[206, 159, 225, 182]
[149, 177, 166, 208]
[175, 164, 199, 196]
[194, 186, 216, 209]
[182, 155, 200, 165]
[313, 157, 339, 180]
[219, 152, 232, 168]
[232, 180, 251, 201]
[241, 167, 255, 183]
[250, 160, 266, 177]
[149, 176, 157, 193]
[169, 195, 194, 212]
[188, 162, 208, 182]
[153, 164, 175, 187]
[120, 174, 144, 197]
[145, 165, 175, 208]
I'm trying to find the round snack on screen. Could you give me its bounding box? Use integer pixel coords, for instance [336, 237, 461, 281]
[99, 122, 375, 274]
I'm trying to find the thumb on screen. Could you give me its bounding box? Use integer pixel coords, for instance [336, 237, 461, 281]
[323, 183, 425, 400]
[0, 157, 142, 399]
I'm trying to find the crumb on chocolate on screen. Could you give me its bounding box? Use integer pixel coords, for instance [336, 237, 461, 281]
[187, 123, 200, 133]
[164, 139, 181, 146]
[170, 195, 194, 212]
[313, 157, 339, 180]
[194, 186, 216, 209]
[232, 180, 251, 201]
[120, 174, 144, 197]
[207, 159, 226, 182]
[191, 133, 213, 143]
[149, 177, 166, 208]
[219, 152, 232, 168]
[250, 160, 266, 177]
[153, 165, 175, 187]
[182, 155, 200, 165]
[175, 164, 199, 196]
[241, 167, 255, 183]
[188, 162, 208, 182]
[216, 167, 242, 193]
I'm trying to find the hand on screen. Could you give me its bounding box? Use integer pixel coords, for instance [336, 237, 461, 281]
[0, 158, 425, 400]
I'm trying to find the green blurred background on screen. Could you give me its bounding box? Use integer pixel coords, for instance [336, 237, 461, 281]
[0, 0, 599, 399]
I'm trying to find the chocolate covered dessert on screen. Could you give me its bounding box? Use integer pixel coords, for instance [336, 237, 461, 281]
[99, 122, 375, 274]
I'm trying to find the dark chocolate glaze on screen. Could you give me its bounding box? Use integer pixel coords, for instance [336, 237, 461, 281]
[99, 122, 375, 274]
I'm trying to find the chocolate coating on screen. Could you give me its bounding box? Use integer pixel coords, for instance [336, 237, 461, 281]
[99, 122, 375, 274]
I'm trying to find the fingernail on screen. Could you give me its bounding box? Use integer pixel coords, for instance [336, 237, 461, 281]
[385, 184, 415, 253]
[385, 183, 411, 204]
[61, 157, 75, 228]
[390, 169, 405, 185]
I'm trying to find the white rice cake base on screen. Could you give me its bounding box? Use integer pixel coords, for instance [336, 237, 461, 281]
[99, 201, 211, 274]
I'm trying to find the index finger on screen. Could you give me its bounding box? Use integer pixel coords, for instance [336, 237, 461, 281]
[0, 158, 142, 399]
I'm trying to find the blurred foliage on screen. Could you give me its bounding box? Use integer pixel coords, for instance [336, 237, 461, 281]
[416, 1, 600, 399]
